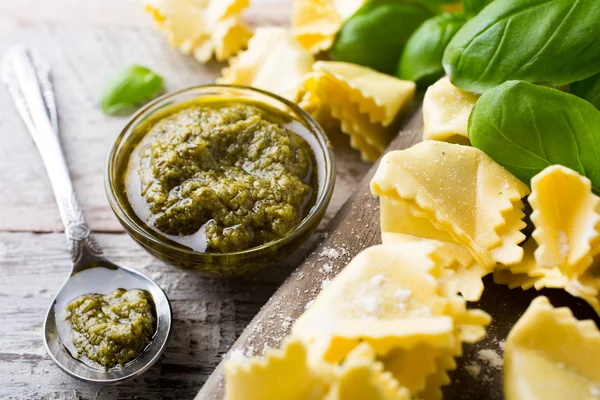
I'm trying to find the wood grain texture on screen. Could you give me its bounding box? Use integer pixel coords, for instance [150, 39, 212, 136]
[0, 0, 291, 26]
[0, 231, 306, 400]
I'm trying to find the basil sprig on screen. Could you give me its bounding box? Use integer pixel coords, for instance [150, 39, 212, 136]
[571, 73, 600, 111]
[397, 12, 466, 85]
[462, 0, 493, 15]
[469, 81, 600, 193]
[444, 0, 600, 93]
[100, 65, 164, 116]
[330, 0, 433, 75]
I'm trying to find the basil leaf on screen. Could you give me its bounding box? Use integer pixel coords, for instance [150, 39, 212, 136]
[443, 0, 600, 93]
[469, 81, 600, 193]
[100, 65, 164, 115]
[419, 0, 460, 8]
[462, 0, 493, 15]
[330, 0, 434, 75]
[571, 73, 600, 111]
[420, 0, 460, 4]
[397, 13, 466, 85]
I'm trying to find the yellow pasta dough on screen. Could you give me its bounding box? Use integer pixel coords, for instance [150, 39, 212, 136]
[298, 62, 415, 161]
[417, 352, 456, 400]
[326, 343, 411, 400]
[144, 0, 251, 62]
[314, 62, 415, 127]
[196, 16, 252, 62]
[293, 244, 489, 344]
[300, 72, 392, 155]
[298, 90, 384, 162]
[380, 195, 488, 302]
[379, 343, 452, 398]
[225, 339, 330, 400]
[422, 77, 480, 144]
[297, 90, 339, 133]
[493, 240, 562, 290]
[372, 141, 530, 269]
[383, 231, 487, 302]
[494, 166, 600, 316]
[494, 244, 600, 316]
[225, 340, 410, 400]
[292, 0, 366, 54]
[530, 165, 600, 278]
[292, 244, 490, 398]
[565, 280, 600, 318]
[504, 296, 600, 400]
[218, 27, 315, 101]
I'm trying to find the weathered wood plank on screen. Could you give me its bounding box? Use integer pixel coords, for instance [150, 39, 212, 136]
[0, 0, 150, 27]
[0, 0, 291, 27]
[0, 231, 301, 400]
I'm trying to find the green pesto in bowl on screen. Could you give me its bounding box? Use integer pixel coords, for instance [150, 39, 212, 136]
[123, 98, 318, 254]
[106, 85, 335, 276]
[65, 289, 156, 370]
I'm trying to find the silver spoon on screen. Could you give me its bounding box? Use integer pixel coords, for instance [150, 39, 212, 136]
[1, 46, 172, 383]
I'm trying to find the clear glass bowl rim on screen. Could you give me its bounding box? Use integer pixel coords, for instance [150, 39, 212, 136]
[105, 84, 336, 260]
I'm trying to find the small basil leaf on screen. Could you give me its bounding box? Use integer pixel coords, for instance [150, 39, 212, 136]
[571, 73, 600, 111]
[469, 81, 600, 193]
[330, 0, 434, 75]
[462, 0, 493, 15]
[443, 0, 600, 93]
[397, 13, 466, 86]
[100, 65, 164, 116]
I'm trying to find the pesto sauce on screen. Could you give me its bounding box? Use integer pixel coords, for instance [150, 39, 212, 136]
[65, 289, 156, 369]
[129, 100, 317, 253]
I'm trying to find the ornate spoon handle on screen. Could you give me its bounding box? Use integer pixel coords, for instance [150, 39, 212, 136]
[1, 46, 103, 265]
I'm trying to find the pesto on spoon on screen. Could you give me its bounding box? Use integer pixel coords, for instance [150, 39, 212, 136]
[1, 46, 172, 383]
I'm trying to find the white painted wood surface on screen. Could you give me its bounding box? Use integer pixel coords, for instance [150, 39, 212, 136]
[0, 1, 371, 399]
[0, 232, 299, 399]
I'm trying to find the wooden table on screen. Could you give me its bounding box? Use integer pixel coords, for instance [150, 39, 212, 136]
[0, 1, 372, 398]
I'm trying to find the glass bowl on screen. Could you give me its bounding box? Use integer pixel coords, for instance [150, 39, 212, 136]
[105, 85, 335, 277]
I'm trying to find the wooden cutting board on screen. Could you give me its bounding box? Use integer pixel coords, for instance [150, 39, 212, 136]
[195, 106, 600, 400]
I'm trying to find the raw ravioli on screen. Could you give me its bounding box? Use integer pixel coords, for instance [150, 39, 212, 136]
[422, 77, 479, 144]
[372, 141, 530, 269]
[504, 296, 600, 400]
[298, 62, 415, 161]
[382, 230, 486, 302]
[225, 340, 410, 400]
[225, 339, 329, 400]
[145, 0, 251, 62]
[293, 244, 490, 398]
[494, 166, 600, 316]
[218, 27, 315, 101]
[292, 0, 366, 54]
